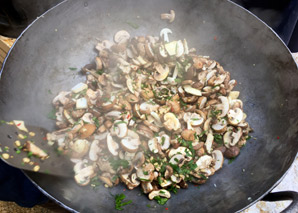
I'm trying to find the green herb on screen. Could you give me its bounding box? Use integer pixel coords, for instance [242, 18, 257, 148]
[154, 132, 159, 137]
[44, 170, 50, 174]
[16, 150, 21, 154]
[114, 121, 127, 126]
[146, 204, 151, 208]
[102, 97, 110, 102]
[27, 151, 33, 158]
[199, 173, 207, 180]
[199, 131, 207, 137]
[143, 171, 149, 175]
[159, 190, 166, 194]
[246, 135, 252, 140]
[112, 175, 118, 182]
[161, 136, 165, 145]
[175, 78, 182, 83]
[174, 158, 179, 162]
[179, 98, 187, 108]
[69, 67, 77, 71]
[92, 81, 97, 88]
[90, 176, 101, 188]
[191, 118, 200, 121]
[168, 185, 178, 194]
[92, 117, 100, 128]
[210, 109, 221, 118]
[157, 176, 162, 185]
[48, 89, 53, 94]
[96, 69, 104, 75]
[0, 120, 6, 125]
[214, 134, 223, 145]
[109, 158, 129, 171]
[55, 148, 63, 156]
[126, 21, 139, 29]
[47, 108, 57, 120]
[115, 193, 132, 210]
[153, 196, 168, 205]
[3, 147, 9, 152]
[139, 178, 149, 181]
[228, 157, 236, 164]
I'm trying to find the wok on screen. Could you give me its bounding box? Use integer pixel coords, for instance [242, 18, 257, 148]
[1, 0, 298, 212]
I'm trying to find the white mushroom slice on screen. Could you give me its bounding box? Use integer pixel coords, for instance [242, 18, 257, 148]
[94, 132, 108, 141]
[114, 30, 130, 44]
[164, 41, 177, 56]
[169, 154, 185, 165]
[176, 40, 184, 57]
[150, 111, 163, 127]
[229, 99, 243, 109]
[184, 112, 204, 127]
[157, 134, 170, 150]
[126, 77, 135, 94]
[133, 152, 145, 169]
[183, 85, 202, 96]
[89, 140, 101, 161]
[63, 109, 75, 125]
[124, 151, 136, 161]
[71, 82, 88, 93]
[212, 118, 227, 133]
[223, 127, 233, 148]
[163, 112, 181, 131]
[69, 139, 90, 158]
[145, 42, 154, 59]
[105, 111, 122, 120]
[206, 70, 217, 82]
[81, 113, 94, 124]
[73, 160, 85, 174]
[52, 91, 71, 106]
[136, 55, 147, 65]
[120, 173, 140, 189]
[196, 155, 213, 170]
[168, 147, 191, 158]
[76, 97, 88, 109]
[213, 74, 226, 85]
[148, 190, 171, 200]
[160, 180, 172, 187]
[230, 127, 243, 146]
[140, 102, 159, 114]
[212, 150, 224, 171]
[136, 168, 154, 182]
[13, 120, 28, 132]
[160, 28, 172, 43]
[148, 138, 159, 154]
[154, 64, 170, 81]
[107, 133, 119, 156]
[197, 97, 207, 109]
[228, 91, 240, 100]
[142, 182, 154, 194]
[228, 108, 243, 125]
[74, 166, 94, 186]
[113, 120, 128, 138]
[171, 175, 182, 183]
[121, 137, 140, 153]
[159, 45, 168, 58]
[203, 118, 212, 132]
[205, 133, 214, 154]
[218, 96, 229, 117]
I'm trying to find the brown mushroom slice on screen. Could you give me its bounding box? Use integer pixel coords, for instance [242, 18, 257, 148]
[132, 152, 145, 169]
[23, 141, 48, 160]
[99, 175, 113, 187]
[114, 30, 130, 44]
[212, 118, 227, 133]
[107, 133, 119, 156]
[205, 133, 214, 154]
[212, 150, 224, 171]
[195, 155, 213, 170]
[228, 108, 243, 125]
[197, 97, 207, 109]
[229, 99, 243, 109]
[79, 124, 96, 139]
[230, 127, 243, 146]
[121, 137, 140, 153]
[163, 112, 181, 131]
[181, 129, 196, 141]
[183, 85, 202, 96]
[89, 140, 101, 161]
[137, 125, 154, 138]
[160, 179, 172, 187]
[164, 165, 173, 179]
[74, 165, 94, 186]
[148, 138, 159, 154]
[203, 118, 212, 132]
[120, 173, 140, 190]
[148, 190, 171, 200]
[161, 10, 175, 23]
[141, 182, 154, 194]
[145, 42, 155, 59]
[69, 139, 90, 158]
[169, 154, 185, 166]
[154, 63, 170, 81]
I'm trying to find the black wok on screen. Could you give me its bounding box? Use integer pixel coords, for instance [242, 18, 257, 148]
[1, 0, 298, 212]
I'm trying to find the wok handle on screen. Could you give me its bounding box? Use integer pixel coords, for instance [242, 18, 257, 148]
[261, 191, 298, 212]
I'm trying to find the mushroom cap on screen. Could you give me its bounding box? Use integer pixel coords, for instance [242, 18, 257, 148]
[107, 133, 119, 156]
[212, 150, 224, 171]
[160, 10, 175, 23]
[148, 190, 171, 200]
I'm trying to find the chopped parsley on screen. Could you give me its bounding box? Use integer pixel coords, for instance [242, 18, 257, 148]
[210, 109, 221, 118]
[96, 69, 104, 75]
[47, 108, 57, 120]
[153, 196, 168, 205]
[214, 134, 223, 145]
[161, 136, 165, 145]
[126, 21, 139, 29]
[69, 67, 77, 71]
[92, 117, 100, 128]
[246, 135, 252, 140]
[109, 158, 129, 171]
[168, 185, 178, 194]
[228, 157, 236, 164]
[114, 193, 132, 210]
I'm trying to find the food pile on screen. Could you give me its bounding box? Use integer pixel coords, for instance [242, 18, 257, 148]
[46, 28, 251, 203]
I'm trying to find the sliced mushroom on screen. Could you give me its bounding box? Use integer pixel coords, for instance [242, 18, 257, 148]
[217, 96, 229, 117]
[154, 63, 170, 81]
[230, 127, 243, 146]
[148, 138, 159, 154]
[148, 190, 171, 200]
[228, 108, 243, 125]
[223, 127, 233, 148]
[228, 91, 240, 100]
[171, 175, 182, 183]
[197, 97, 207, 109]
[156, 134, 170, 150]
[160, 179, 172, 187]
[105, 111, 122, 120]
[183, 85, 202, 96]
[205, 133, 214, 154]
[195, 155, 213, 170]
[161, 10, 175, 23]
[121, 137, 140, 153]
[69, 139, 90, 159]
[107, 133, 119, 156]
[132, 152, 145, 169]
[168, 147, 191, 158]
[112, 120, 128, 138]
[74, 165, 94, 186]
[136, 165, 154, 182]
[181, 129, 196, 141]
[114, 30, 130, 44]
[212, 150, 224, 171]
[183, 112, 204, 127]
[160, 28, 172, 43]
[120, 173, 140, 190]
[89, 140, 101, 161]
[137, 124, 154, 138]
[141, 182, 154, 194]
[140, 101, 159, 114]
[169, 154, 185, 166]
[164, 165, 173, 179]
[81, 113, 94, 124]
[163, 112, 181, 131]
[212, 118, 227, 133]
[23, 141, 48, 160]
[99, 175, 113, 187]
[79, 124, 96, 139]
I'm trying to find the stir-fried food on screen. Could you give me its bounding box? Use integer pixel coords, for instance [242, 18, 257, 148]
[47, 29, 251, 203]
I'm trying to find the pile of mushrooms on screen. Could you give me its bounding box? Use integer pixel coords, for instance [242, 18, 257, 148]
[47, 29, 251, 202]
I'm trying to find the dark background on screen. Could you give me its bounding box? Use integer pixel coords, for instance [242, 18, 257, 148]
[0, 0, 297, 51]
